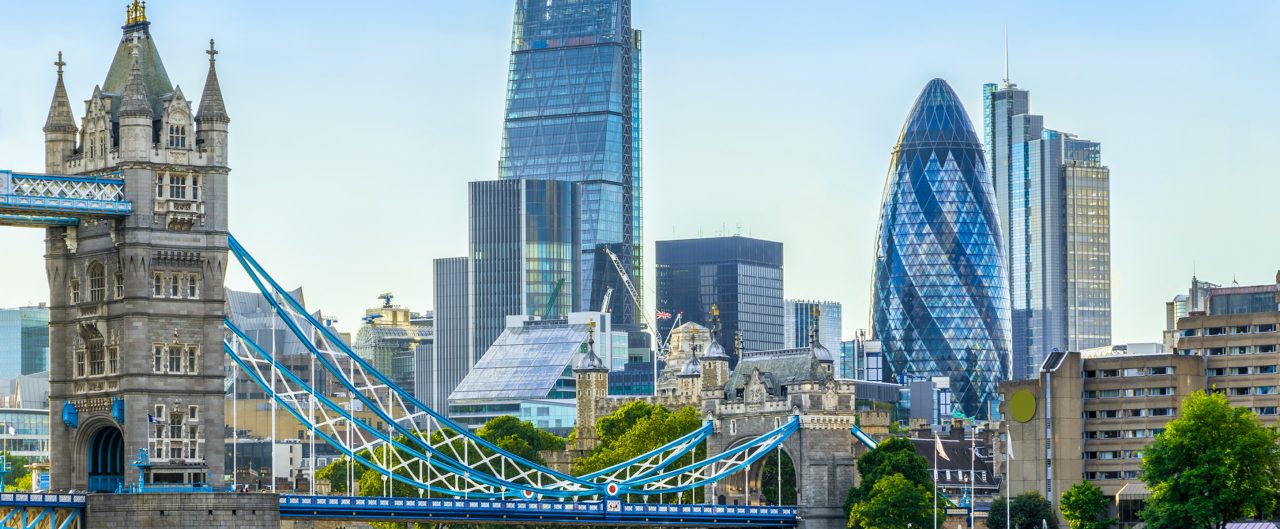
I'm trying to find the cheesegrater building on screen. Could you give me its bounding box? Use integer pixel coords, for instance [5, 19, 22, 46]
[871, 79, 1012, 419]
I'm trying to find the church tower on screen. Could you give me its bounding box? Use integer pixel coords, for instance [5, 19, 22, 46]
[573, 320, 609, 451]
[45, 0, 231, 490]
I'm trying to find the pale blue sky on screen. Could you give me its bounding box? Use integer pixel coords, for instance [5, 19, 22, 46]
[2, 1, 1278, 343]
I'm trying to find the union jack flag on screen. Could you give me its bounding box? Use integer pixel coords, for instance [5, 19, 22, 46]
[656, 310, 672, 320]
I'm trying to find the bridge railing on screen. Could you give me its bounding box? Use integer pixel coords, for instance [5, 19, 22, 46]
[0, 170, 131, 220]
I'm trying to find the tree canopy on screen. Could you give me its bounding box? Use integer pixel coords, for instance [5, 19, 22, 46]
[1140, 390, 1280, 529]
[475, 415, 565, 464]
[988, 492, 1060, 529]
[848, 473, 943, 529]
[1060, 481, 1114, 529]
[844, 437, 931, 515]
[571, 401, 702, 476]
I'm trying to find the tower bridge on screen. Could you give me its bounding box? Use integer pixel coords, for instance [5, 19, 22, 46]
[0, 3, 876, 529]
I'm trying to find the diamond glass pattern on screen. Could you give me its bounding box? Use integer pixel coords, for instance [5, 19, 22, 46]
[871, 79, 1011, 420]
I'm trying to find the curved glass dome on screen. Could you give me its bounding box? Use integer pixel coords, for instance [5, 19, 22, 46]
[871, 78, 1011, 420]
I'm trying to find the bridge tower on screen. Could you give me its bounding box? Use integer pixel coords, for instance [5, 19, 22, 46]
[44, 1, 230, 491]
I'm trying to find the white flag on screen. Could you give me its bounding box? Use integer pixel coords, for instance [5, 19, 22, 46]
[935, 434, 951, 461]
[1006, 430, 1015, 460]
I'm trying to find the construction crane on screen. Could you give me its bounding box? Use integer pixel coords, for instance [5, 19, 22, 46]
[602, 247, 648, 328]
[657, 312, 682, 353]
[542, 278, 566, 318]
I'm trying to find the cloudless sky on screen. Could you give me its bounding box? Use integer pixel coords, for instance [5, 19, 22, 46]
[2, 1, 1279, 343]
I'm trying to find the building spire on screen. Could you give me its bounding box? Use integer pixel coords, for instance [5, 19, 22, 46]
[43, 51, 77, 134]
[196, 39, 229, 123]
[1002, 26, 1011, 88]
[119, 40, 152, 118]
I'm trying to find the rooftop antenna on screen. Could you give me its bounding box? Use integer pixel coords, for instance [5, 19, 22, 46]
[1002, 26, 1010, 88]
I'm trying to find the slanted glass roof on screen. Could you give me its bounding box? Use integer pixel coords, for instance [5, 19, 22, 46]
[449, 322, 590, 403]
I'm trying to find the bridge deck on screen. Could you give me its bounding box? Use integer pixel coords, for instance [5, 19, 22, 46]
[281, 495, 797, 527]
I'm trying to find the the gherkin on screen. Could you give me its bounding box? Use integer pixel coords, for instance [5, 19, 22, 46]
[871, 79, 1011, 420]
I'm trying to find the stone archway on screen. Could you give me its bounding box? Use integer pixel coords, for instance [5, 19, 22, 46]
[83, 422, 124, 492]
[757, 447, 797, 506]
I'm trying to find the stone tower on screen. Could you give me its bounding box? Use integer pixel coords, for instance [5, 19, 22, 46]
[572, 320, 609, 451]
[46, 1, 230, 490]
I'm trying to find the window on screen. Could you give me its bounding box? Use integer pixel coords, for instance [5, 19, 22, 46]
[108, 347, 119, 374]
[1234, 325, 1251, 334]
[729, 420, 737, 435]
[1261, 365, 1278, 374]
[1260, 324, 1278, 333]
[1209, 348, 1227, 356]
[1261, 345, 1278, 354]
[156, 177, 164, 198]
[1148, 387, 1174, 396]
[168, 125, 187, 149]
[1149, 366, 1172, 375]
[1232, 366, 1250, 375]
[1150, 408, 1175, 416]
[1258, 407, 1279, 416]
[188, 405, 199, 421]
[1230, 387, 1251, 396]
[185, 346, 198, 374]
[88, 262, 105, 302]
[74, 349, 86, 378]
[169, 175, 187, 199]
[1207, 327, 1226, 336]
[192, 176, 200, 201]
[153, 345, 164, 373]
[186, 274, 199, 298]
[1181, 328, 1198, 337]
[153, 273, 163, 296]
[114, 271, 124, 299]
[1100, 369, 1120, 378]
[170, 273, 180, 297]
[70, 278, 80, 304]
[88, 342, 105, 376]
[168, 347, 182, 373]
[1122, 368, 1143, 377]
[1257, 386, 1278, 395]
[1083, 370, 1097, 378]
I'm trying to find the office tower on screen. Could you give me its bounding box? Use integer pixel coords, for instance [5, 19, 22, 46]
[432, 257, 470, 415]
[784, 300, 842, 354]
[351, 298, 432, 401]
[1163, 276, 1219, 349]
[499, 0, 643, 328]
[466, 179, 578, 364]
[871, 79, 1011, 420]
[0, 305, 50, 378]
[985, 81, 1112, 380]
[655, 236, 784, 359]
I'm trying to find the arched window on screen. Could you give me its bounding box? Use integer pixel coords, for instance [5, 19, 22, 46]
[88, 262, 106, 302]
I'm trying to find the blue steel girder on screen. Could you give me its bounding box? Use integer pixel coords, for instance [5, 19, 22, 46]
[0, 493, 85, 529]
[279, 495, 797, 527]
[0, 170, 132, 226]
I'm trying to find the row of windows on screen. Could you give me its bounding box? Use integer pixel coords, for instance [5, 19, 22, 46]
[1084, 366, 1174, 378]
[153, 272, 201, 299]
[153, 344, 200, 374]
[1086, 470, 1139, 481]
[156, 174, 201, 201]
[149, 404, 202, 460]
[1182, 323, 1278, 337]
[1086, 428, 1167, 440]
[167, 125, 188, 149]
[932, 469, 988, 483]
[69, 262, 122, 304]
[1212, 386, 1280, 397]
[1083, 388, 1175, 399]
[1186, 345, 1280, 356]
[73, 344, 119, 378]
[1208, 365, 1279, 376]
[1085, 450, 1141, 460]
[1083, 404, 1178, 419]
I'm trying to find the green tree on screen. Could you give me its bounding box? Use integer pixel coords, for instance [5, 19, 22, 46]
[572, 401, 703, 503]
[1061, 481, 1115, 529]
[759, 449, 796, 505]
[844, 437, 931, 515]
[847, 473, 943, 529]
[1140, 390, 1280, 529]
[476, 415, 565, 464]
[988, 492, 1059, 529]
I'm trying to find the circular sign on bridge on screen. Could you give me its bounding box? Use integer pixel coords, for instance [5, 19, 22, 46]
[606, 483, 619, 496]
[1009, 389, 1037, 423]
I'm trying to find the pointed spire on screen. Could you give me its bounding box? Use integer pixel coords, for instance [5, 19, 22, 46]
[119, 39, 152, 118]
[574, 318, 607, 373]
[43, 51, 77, 134]
[196, 39, 229, 123]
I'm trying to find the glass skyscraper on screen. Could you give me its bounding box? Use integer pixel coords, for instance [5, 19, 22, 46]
[871, 79, 1011, 420]
[500, 0, 643, 328]
[655, 236, 784, 360]
[0, 305, 50, 379]
[984, 81, 1111, 380]
[784, 299, 842, 354]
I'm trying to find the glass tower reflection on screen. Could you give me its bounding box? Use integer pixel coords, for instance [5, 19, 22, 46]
[500, 0, 642, 327]
[871, 79, 1011, 419]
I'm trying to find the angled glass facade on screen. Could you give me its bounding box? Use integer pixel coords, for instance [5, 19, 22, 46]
[500, 0, 642, 328]
[871, 79, 1011, 420]
[783, 300, 842, 354]
[986, 81, 1111, 380]
[0, 306, 50, 378]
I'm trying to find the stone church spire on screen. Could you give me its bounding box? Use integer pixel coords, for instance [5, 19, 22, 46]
[118, 44, 152, 119]
[196, 39, 228, 123]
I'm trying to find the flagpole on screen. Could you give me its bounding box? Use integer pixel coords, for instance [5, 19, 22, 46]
[933, 439, 938, 529]
[1007, 429, 1012, 529]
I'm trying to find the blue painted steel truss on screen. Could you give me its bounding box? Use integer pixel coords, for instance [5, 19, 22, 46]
[0, 493, 84, 529]
[224, 234, 799, 500]
[0, 170, 131, 226]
